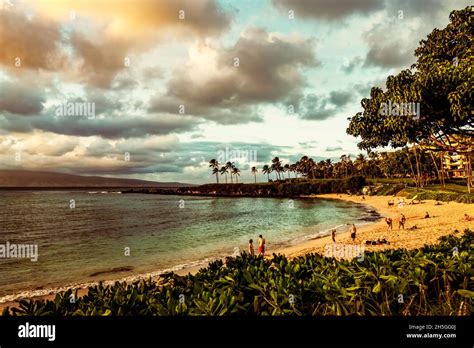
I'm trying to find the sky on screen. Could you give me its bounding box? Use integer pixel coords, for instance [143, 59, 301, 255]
[0, 0, 470, 184]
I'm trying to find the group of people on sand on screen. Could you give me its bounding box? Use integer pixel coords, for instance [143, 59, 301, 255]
[384, 212, 473, 231]
[248, 235, 265, 256]
[331, 224, 358, 243]
[243, 213, 472, 260]
[384, 213, 407, 231]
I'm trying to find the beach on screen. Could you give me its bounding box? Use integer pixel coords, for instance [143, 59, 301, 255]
[278, 194, 474, 258]
[1, 193, 473, 311]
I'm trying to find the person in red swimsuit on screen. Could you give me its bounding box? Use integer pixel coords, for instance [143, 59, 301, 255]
[258, 235, 265, 256]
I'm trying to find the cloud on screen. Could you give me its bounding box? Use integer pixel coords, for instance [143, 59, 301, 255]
[0, 112, 200, 139]
[1, 1, 231, 87]
[28, 0, 231, 38]
[329, 90, 353, 107]
[363, 30, 415, 68]
[341, 56, 363, 74]
[272, 0, 384, 20]
[325, 146, 343, 152]
[0, 79, 45, 115]
[0, 137, 291, 179]
[84, 135, 179, 158]
[70, 33, 134, 88]
[362, 0, 471, 68]
[150, 28, 318, 124]
[297, 89, 354, 120]
[0, 9, 65, 71]
[21, 136, 79, 156]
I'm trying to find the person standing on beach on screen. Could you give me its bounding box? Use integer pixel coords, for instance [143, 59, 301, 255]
[258, 235, 265, 256]
[385, 217, 393, 231]
[399, 213, 406, 230]
[248, 239, 255, 256]
[350, 224, 357, 242]
[331, 229, 336, 243]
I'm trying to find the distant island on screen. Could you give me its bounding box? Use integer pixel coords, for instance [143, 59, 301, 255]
[0, 170, 193, 189]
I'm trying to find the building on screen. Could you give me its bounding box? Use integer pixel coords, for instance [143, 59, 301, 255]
[442, 152, 469, 178]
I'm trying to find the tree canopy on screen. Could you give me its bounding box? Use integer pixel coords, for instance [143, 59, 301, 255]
[347, 6, 473, 153]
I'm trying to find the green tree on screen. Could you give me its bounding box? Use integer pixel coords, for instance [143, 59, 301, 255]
[220, 166, 228, 184]
[271, 157, 282, 180]
[209, 159, 220, 184]
[251, 166, 258, 183]
[225, 162, 234, 184]
[232, 167, 241, 183]
[262, 165, 271, 182]
[347, 7, 473, 191]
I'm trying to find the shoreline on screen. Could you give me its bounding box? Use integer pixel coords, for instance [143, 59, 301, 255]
[1, 194, 473, 311]
[277, 194, 474, 258]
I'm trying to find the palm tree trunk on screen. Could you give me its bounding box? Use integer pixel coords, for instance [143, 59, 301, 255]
[466, 153, 472, 193]
[428, 151, 442, 187]
[216, 173, 219, 184]
[414, 146, 422, 189]
[405, 148, 418, 188]
[439, 152, 445, 188]
[225, 173, 227, 184]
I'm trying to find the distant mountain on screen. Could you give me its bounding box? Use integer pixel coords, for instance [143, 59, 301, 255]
[0, 170, 193, 188]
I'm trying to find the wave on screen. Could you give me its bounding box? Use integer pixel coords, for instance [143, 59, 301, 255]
[0, 255, 224, 304]
[0, 201, 381, 304]
[285, 223, 348, 245]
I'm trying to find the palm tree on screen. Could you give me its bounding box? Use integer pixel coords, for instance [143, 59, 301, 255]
[271, 157, 282, 180]
[308, 158, 316, 179]
[340, 154, 348, 179]
[354, 153, 367, 176]
[219, 166, 228, 184]
[298, 156, 310, 178]
[251, 166, 258, 183]
[262, 165, 271, 182]
[209, 159, 219, 184]
[294, 161, 302, 178]
[232, 167, 241, 183]
[225, 161, 234, 184]
[324, 159, 333, 178]
[317, 160, 326, 178]
[283, 164, 290, 178]
[290, 163, 297, 178]
[212, 167, 220, 182]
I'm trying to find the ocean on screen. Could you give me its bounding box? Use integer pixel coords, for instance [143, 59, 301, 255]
[0, 191, 377, 302]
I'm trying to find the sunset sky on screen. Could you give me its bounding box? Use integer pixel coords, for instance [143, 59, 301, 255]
[0, 0, 470, 184]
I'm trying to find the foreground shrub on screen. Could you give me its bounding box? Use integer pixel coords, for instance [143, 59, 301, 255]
[3, 230, 473, 316]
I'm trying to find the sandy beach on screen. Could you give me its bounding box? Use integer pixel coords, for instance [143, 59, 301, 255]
[278, 194, 474, 258]
[1, 194, 473, 311]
